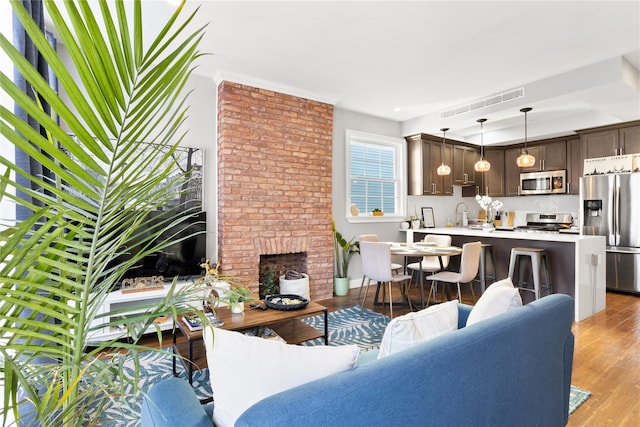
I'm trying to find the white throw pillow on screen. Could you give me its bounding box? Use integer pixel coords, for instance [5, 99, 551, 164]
[377, 299, 459, 359]
[466, 277, 522, 326]
[203, 326, 359, 427]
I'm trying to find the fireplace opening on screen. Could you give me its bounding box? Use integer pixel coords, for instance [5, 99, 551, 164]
[259, 252, 307, 297]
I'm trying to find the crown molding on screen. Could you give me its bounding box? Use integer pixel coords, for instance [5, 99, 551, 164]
[213, 70, 337, 106]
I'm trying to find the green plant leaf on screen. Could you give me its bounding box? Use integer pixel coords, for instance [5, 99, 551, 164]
[1, 0, 208, 425]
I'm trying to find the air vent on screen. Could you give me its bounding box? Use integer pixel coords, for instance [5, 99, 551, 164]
[440, 87, 524, 119]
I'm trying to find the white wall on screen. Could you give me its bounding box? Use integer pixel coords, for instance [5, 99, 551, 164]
[332, 108, 405, 281]
[177, 74, 218, 258]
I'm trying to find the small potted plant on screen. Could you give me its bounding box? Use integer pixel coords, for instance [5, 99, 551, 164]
[371, 208, 384, 216]
[332, 219, 359, 296]
[219, 286, 257, 314]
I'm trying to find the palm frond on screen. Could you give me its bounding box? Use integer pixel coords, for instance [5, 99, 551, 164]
[1, 0, 209, 425]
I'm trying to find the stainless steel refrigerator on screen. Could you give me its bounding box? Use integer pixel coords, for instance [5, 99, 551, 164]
[580, 173, 640, 295]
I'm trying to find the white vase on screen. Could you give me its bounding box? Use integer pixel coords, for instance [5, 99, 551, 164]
[230, 302, 244, 313]
[482, 222, 495, 232]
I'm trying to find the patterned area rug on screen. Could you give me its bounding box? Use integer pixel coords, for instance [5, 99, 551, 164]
[96, 305, 590, 425]
[569, 385, 592, 414]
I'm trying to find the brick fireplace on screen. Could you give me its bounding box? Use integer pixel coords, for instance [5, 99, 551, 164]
[217, 81, 335, 300]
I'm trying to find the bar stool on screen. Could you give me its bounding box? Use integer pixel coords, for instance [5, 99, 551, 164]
[474, 243, 497, 293]
[508, 247, 552, 300]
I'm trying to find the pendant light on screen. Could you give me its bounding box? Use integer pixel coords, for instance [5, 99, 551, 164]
[516, 107, 536, 168]
[474, 118, 491, 172]
[436, 127, 451, 176]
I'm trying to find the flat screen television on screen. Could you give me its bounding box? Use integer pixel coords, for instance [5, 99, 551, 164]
[115, 210, 207, 288]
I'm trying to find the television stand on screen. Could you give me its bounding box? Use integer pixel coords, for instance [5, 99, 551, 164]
[88, 280, 198, 343]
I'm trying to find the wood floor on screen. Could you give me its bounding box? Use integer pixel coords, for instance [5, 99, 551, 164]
[317, 285, 640, 427]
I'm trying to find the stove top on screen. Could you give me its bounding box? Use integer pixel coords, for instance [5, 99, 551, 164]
[513, 213, 573, 234]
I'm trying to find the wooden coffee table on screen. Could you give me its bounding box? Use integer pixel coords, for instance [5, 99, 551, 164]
[172, 301, 328, 385]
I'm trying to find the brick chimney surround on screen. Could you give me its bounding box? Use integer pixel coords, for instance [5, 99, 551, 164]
[217, 81, 335, 300]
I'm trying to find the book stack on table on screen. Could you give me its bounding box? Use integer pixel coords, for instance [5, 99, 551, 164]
[182, 312, 223, 331]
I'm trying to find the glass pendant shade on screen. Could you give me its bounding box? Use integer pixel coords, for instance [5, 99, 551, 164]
[518, 107, 535, 167]
[474, 118, 490, 172]
[516, 151, 536, 167]
[437, 127, 451, 176]
[437, 163, 451, 175]
[474, 158, 491, 172]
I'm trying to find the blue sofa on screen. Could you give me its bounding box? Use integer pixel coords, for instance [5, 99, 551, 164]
[141, 294, 575, 426]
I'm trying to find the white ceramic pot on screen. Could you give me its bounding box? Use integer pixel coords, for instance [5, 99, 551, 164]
[230, 302, 244, 314]
[482, 222, 495, 232]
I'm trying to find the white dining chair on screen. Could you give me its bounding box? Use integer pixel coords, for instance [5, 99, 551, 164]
[425, 241, 482, 305]
[406, 234, 452, 286]
[359, 241, 412, 318]
[357, 234, 402, 301]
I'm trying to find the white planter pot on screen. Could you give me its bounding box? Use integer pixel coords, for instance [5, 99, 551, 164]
[279, 273, 310, 300]
[230, 302, 244, 314]
[482, 222, 495, 232]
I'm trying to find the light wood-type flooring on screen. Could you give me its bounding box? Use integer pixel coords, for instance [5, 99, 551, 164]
[324, 284, 640, 427]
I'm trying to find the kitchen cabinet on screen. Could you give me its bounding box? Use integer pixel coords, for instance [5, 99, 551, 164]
[504, 147, 522, 196]
[453, 145, 479, 185]
[406, 134, 453, 196]
[566, 137, 581, 194]
[580, 124, 640, 158]
[518, 140, 567, 172]
[480, 149, 505, 197]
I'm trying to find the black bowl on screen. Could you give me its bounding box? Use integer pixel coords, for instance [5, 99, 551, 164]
[264, 294, 309, 311]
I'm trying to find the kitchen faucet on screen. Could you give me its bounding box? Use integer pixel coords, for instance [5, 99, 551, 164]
[455, 202, 469, 227]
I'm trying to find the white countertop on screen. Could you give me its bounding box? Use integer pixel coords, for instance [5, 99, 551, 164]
[404, 227, 600, 243]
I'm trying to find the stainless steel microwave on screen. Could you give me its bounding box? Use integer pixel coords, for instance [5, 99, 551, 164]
[519, 170, 567, 195]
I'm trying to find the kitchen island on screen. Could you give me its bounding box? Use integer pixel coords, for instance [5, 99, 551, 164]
[404, 227, 606, 321]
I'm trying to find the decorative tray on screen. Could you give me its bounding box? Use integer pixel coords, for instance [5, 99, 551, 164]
[264, 294, 309, 311]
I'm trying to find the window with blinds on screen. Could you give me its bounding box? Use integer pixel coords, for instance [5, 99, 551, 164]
[346, 130, 405, 218]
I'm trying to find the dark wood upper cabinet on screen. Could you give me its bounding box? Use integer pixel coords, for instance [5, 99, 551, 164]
[566, 137, 581, 195]
[453, 145, 479, 185]
[481, 149, 505, 197]
[580, 123, 640, 158]
[406, 134, 453, 196]
[619, 125, 640, 155]
[518, 140, 567, 172]
[406, 120, 637, 198]
[504, 147, 522, 196]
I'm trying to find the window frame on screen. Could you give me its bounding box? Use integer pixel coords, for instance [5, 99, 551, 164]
[345, 129, 406, 223]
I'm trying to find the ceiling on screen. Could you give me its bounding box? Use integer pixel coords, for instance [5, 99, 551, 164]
[85, 1, 640, 145]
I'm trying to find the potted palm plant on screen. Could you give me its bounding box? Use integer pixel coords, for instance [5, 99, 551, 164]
[332, 219, 359, 296]
[1, 1, 208, 425]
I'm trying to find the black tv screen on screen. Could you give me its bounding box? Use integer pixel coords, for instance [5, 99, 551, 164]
[117, 210, 207, 286]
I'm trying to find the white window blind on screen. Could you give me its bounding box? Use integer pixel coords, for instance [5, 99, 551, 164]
[346, 130, 405, 220]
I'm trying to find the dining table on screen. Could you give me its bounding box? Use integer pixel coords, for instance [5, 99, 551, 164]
[389, 242, 463, 309]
